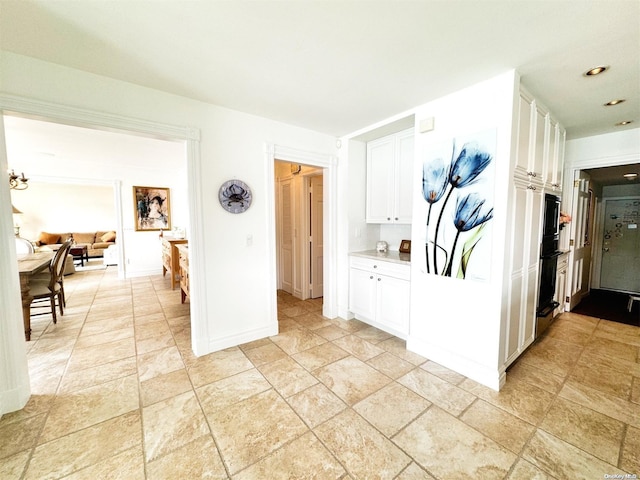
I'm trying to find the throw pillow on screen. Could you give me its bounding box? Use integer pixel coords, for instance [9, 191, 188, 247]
[100, 231, 116, 242]
[73, 233, 96, 244]
[39, 232, 61, 245]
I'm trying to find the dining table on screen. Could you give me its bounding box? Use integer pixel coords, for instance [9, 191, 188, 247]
[17, 251, 54, 341]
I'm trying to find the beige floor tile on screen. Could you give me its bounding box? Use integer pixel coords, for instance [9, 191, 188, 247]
[286, 383, 346, 428]
[75, 326, 134, 348]
[234, 431, 345, 479]
[398, 368, 475, 416]
[142, 390, 209, 462]
[329, 317, 369, 333]
[395, 462, 436, 479]
[420, 360, 467, 385]
[135, 320, 171, 342]
[505, 361, 565, 394]
[460, 377, 556, 424]
[583, 335, 639, 363]
[579, 349, 640, 377]
[58, 356, 137, 394]
[522, 430, 627, 479]
[315, 409, 411, 479]
[545, 317, 595, 345]
[292, 342, 349, 371]
[242, 342, 288, 366]
[366, 351, 416, 379]
[632, 377, 640, 404]
[137, 345, 184, 382]
[519, 335, 584, 377]
[186, 347, 254, 387]
[460, 399, 535, 454]
[332, 334, 385, 361]
[593, 327, 640, 347]
[314, 324, 349, 341]
[354, 382, 430, 436]
[66, 336, 136, 372]
[197, 369, 271, 415]
[140, 368, 193, 407]
[207, 389, 308, 475]
[539, 396, 625, 465]
[258, 356, 318, 397]
[62, 446, 145, 480]
[378, 337, 426, 365]
[621, 425, 640, 474]
[25, 411, 141, 480]
[354, 325, 394, 344]
[136, 331, 176, 355]
[0, 450, 30, 480]
[505, 458, 555, 479]
[559, 379, 640, 428]
[146, 436, 227, 480]
[39, 374, 139, 444]
[569, 362, 633, 399]
[292, 312, 333, 330]
[315, 356, 391, 405]
[269, 327, 327, 355]
[393, 406, 516, 480]
[0, 413, 45, 460]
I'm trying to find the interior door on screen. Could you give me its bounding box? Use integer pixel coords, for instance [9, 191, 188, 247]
[279, 179, 293, 294]
[600, 197, 640, 293]
[568, 170, 592, 309]
[309, 175, 323, 298]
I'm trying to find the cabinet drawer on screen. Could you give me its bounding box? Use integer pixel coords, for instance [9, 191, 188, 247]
[557, 254, 569, 270]
[350, 256, 410, 280]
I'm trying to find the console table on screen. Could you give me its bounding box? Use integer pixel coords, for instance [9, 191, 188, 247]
[162, 237, 187, 289]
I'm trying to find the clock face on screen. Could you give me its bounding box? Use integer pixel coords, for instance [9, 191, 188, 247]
[218, 180, 253, 214]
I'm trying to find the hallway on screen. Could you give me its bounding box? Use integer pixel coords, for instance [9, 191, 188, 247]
[0, 265, 638, 479]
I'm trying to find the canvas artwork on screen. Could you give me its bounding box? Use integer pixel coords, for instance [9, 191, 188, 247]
[133, 186, 171, 231]
[421, 128, 496, 281]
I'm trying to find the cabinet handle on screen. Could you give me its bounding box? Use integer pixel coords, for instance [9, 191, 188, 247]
[387, 217, 391, 221]
[527, 171, 537, 178]
[395, 217, 398, 221]
[369, 275, 374, 279]
[527, 185, 536, 190]
[377, 277, 381, 281]
[373, 265, 377, 268]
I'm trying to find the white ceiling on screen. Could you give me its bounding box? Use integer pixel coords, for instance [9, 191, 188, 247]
[1, 0, 638, 140]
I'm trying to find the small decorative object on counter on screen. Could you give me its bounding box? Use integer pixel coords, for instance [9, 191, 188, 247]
[376, 241, 388, 253]
[399, 240, 411, 253]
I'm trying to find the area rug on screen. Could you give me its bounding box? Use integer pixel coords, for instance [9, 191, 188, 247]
[74, 260, 107, 272]
[571, 289, 640, 327]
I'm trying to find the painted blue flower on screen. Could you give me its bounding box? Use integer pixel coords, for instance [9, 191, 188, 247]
[422, 157, 448, 205]
[454, 193, 494, 232]
[449, 142, 492, 188]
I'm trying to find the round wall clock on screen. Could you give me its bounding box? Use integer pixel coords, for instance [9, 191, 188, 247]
[218, 179, 253, 214]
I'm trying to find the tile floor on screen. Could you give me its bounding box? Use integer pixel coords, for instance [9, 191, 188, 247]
[1, 263, 639, 479]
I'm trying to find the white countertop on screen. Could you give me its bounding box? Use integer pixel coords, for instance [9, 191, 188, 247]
[350, 249, 411, 265]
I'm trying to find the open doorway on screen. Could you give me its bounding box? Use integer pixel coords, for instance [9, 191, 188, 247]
[274, 161, 323, 300]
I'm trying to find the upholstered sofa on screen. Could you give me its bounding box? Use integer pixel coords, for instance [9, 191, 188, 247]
[37, 231, 116, 258]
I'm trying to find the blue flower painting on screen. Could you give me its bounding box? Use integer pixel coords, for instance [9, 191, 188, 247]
[421, 129, 496, 280]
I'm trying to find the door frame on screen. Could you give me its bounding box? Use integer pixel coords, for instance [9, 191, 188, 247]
[266, 144, 337, 318]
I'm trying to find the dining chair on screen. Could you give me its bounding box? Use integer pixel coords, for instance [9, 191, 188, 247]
[15, 237, 35, 255]
[29, 240, 72, 324]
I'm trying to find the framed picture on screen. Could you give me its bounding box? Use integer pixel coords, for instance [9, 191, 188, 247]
[133, 186, 171, 231]
[399, 239, 411, 253]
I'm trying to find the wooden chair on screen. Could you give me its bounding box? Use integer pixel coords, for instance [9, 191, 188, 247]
[29, 240, 72, 324]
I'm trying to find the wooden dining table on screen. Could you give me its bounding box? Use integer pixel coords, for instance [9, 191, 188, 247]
[17, 251, 54, 341]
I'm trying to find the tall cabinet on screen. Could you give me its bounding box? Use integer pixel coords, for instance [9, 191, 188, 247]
[502, 88, 566, 368]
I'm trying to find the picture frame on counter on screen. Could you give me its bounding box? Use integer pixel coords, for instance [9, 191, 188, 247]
[399, 240, 411, 253]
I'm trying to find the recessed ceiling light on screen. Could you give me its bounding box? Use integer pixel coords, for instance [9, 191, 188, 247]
[616, 120, 633, 126]
[623, 173, 638, 180]
[584, 66, 609, 76]
[604, 99, 625, 106]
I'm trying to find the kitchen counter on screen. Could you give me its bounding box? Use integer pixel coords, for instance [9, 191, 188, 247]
[350, 249, 410, 265]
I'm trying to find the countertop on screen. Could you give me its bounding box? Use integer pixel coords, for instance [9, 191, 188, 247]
[350, 249, 411, 265]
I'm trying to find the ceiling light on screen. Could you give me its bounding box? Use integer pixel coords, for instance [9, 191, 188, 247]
[623, 173, 638, 180]
[584, 66, 608, 76]
[604, 99, 625, 106]
[616, 120, 633, 126]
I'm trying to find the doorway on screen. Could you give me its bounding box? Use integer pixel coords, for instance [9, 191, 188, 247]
[275, 161, 324, 300]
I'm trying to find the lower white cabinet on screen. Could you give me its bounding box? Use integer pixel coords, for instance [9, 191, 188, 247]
[349, 256, 410, 339]
[554, 253, 569, 317]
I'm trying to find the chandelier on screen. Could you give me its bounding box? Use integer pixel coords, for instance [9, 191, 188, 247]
[9, 170, 29, 190]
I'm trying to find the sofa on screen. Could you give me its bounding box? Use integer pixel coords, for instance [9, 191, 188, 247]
[37, 231, 116, 258]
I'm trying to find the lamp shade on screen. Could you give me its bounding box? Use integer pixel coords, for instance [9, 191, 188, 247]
[12, 205, 23, 214]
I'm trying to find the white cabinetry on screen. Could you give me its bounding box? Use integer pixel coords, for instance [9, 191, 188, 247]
[349, 256, 410, 338]
[554, 253, 569, 318]
[366, 129, 414, 224]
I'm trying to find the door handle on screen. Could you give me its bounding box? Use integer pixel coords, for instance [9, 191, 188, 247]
[603, 247, 609, 253]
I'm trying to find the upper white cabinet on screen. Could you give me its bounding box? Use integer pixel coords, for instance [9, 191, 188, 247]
[366, 128, 414, 224]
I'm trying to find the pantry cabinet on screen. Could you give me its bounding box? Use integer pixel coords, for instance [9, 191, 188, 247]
[554, 252, 569, 318]
[349, 255, 410, 339]
[366, 128, 414, 224]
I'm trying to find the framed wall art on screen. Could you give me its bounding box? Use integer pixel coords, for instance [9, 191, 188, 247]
[133, 186, 171, 231]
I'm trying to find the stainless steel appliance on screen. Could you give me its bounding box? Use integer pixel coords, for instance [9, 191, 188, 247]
[536, 194, 561, 334]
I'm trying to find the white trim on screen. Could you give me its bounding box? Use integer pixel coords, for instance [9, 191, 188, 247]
[266, 143, 338, 320]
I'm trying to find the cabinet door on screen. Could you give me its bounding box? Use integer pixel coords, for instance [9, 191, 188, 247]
[515, 92, 533, 175]
[522, 185, 543, 346]
[376, 275, 410, 337]
[531, 103, 548, 182]
[544, 118, 557, 187]
[394, 130, 414, 224]
[553, 125, 565, 191]
[349, 268, 376, 320]
[366, 137, 395, 223]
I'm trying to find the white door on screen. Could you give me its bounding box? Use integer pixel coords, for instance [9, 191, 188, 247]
[279, 179, 293, 294]
[568, 170, 592, 309]
[309, 175, 323, 298]
[600, 197, 640, 293]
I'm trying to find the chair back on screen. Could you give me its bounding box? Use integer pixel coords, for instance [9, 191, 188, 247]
[15, 237, 35, 255]
[48, 240, 73, 290]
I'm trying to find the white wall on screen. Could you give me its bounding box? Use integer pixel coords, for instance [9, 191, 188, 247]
[408, 72, 517, 389]
[0, 51, 337, 413]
